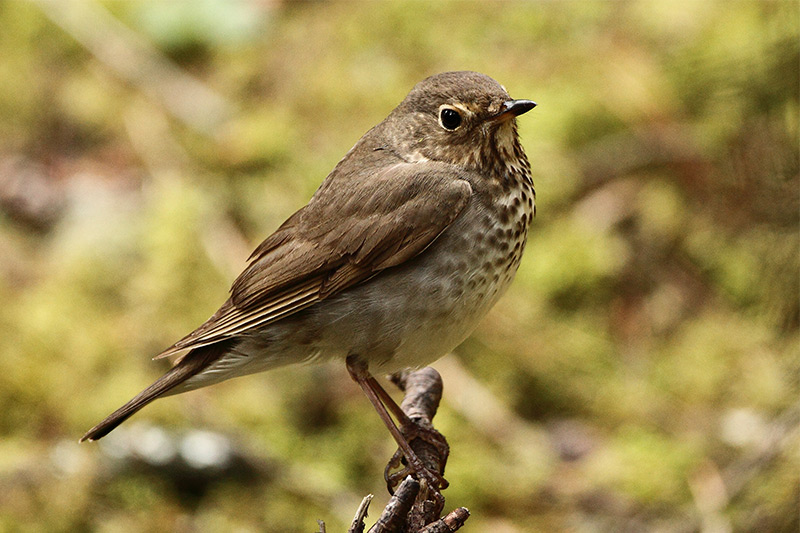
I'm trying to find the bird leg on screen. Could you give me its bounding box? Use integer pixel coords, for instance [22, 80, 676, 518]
[345, 356, 448, 494]
[368, 375, 413, 425]
[369, 372, 450, 493]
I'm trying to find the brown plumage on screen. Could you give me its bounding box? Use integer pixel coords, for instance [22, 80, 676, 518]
[81, 71, 535, 450]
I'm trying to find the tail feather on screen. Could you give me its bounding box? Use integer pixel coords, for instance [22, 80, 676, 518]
[80, 341, 231, 442]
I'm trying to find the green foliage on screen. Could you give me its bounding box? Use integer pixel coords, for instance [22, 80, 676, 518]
[0, 0, 796, 531]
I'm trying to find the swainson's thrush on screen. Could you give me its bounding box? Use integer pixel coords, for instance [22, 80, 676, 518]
[82, 71, 536, 488]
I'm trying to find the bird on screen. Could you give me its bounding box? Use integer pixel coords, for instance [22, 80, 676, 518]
[81, 71, 536, 488]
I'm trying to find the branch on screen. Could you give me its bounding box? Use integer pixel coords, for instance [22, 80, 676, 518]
[369, 477, 421, 533]
[343, 367, 469, 533]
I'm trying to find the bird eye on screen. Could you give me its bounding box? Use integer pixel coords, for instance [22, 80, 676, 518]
[439, 107, 462, 130]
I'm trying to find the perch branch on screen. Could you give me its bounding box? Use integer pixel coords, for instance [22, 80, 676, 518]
[353, 367, 468, 532]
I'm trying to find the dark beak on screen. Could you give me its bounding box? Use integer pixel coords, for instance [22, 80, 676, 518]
[493, 99, 537, 121]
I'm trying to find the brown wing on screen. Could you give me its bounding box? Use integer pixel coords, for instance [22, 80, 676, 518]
[155, 161, 472, 359]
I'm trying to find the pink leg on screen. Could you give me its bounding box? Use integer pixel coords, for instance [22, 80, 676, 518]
[346, 356, 444, 490]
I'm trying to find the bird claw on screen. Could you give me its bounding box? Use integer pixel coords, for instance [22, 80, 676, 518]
[383, 419, 450, 494]
[384, 448, 411, 493]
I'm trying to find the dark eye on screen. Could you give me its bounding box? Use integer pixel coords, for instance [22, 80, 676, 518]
[439, 107, 462, 130]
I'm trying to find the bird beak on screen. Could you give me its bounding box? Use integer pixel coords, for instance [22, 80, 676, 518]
[492, 99, 537, 122]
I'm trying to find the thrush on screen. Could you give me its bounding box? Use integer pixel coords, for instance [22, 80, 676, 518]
[81, 71, 536, 489]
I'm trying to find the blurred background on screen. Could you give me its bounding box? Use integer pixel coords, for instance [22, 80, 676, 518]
[0, 1, 797, 531]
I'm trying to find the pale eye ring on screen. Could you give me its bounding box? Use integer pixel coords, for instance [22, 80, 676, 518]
[439, 107, 462, 130]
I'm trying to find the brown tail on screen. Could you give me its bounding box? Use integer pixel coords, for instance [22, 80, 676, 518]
[80, 341, 231, 442]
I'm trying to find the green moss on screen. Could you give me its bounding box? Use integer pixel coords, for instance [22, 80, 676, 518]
[0, 0, 796, 530]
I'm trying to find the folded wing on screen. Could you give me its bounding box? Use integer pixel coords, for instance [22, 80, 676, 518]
[155, 161, 473, 360]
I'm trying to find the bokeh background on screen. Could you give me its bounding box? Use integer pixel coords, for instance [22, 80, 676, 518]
[0, 1, 797, 531]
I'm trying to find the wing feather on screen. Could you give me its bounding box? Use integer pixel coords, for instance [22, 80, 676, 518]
[155, 161, 473, 358]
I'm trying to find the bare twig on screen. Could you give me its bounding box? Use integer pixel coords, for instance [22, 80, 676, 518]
[327, 367, 470, 531]
[348, 494, 374, 533]
[368, 477, 420, 533]
[344, 367, 468, 532]
[418, 507, 470, 533]
[389, 368, 449, 528]
[392, 367, 444, 422]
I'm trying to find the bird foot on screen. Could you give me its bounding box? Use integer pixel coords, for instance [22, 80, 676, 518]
[384, 419, 449, 494]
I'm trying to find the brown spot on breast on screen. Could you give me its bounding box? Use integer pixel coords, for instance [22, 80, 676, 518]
[498, 208, 511, 225]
